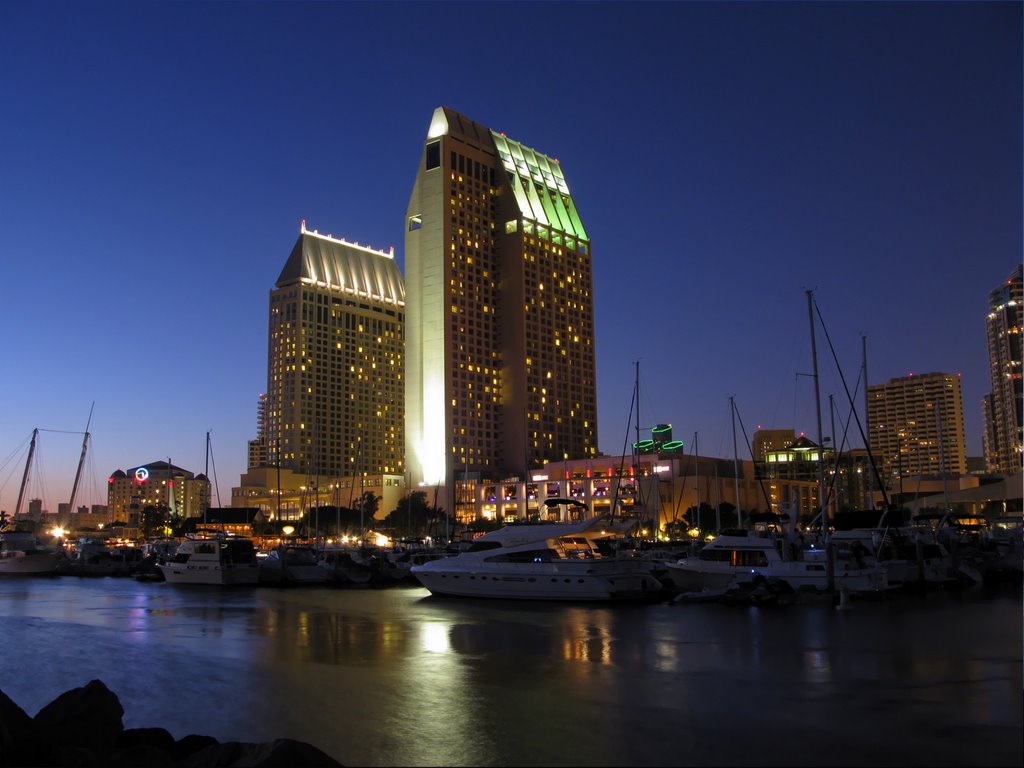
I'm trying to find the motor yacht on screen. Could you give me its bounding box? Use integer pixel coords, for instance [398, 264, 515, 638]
[0, 531, 61, 577]
[157, 534, 260, 586]
[663, 530, 890, 595]
[410, 514, 666, 602]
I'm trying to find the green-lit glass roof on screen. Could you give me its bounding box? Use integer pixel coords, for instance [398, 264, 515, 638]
[492, 131, 589, 243]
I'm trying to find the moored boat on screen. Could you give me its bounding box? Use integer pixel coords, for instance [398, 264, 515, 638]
[58, 537, 144, 577]
[157, 534, 260, 586]
[258, 544, 329, 585]
[410, 514, 666, 602]
[0, 531, 61, 577]
[663, 530, 890, 596]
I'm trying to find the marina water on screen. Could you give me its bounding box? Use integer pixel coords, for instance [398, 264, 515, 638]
[1, 578, 1020, 767]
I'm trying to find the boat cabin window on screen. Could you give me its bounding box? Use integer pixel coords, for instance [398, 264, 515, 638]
[466, 541, 503, 553]
[222, 540, 256, 563]
[700, 548, 769, 567]
[558, 536, 599, 559]
[485, 548, 557, 563]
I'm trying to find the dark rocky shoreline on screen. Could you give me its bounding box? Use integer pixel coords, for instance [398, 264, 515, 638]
[0, 680, 343, 767]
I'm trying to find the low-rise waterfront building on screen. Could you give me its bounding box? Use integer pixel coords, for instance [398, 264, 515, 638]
[230, 466, 407, 526]
[107, 461, 210, 527]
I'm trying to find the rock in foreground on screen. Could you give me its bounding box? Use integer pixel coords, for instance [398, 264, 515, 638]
[0, 680, 343, 767]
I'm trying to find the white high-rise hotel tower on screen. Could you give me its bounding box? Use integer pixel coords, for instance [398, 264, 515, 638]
[404, 107, 598, 509]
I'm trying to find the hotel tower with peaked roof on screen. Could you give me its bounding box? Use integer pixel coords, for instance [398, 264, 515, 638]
[264, 223, 405, 482]
[404, 107, 598, 510]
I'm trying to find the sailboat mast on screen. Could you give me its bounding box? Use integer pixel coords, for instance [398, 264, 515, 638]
[15, 429, 38, 518]
[861, 335, 873, 509]
[67, 403, 94, 517]
[632, 361, 643, 528]
[358, 433, 365, 533]
[730, 396, 741, 527]
[204, 432, 210, 526]
[807, 290, 833, 591]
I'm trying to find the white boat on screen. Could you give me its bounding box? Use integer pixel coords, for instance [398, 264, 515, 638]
[157, 534, 260, 586]
[830, 527, 964, 589]
[1, 425, 79, 577]
[663, 531, 890, 595]
[0, 531, 61, 577]
[410, 514, 666, 602]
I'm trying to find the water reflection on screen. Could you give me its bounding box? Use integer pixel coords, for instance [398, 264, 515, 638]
[0, 579, 1019, 767]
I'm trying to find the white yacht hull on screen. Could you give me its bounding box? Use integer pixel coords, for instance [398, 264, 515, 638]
[0, 551, 61, 576]
[158, 561, 260, 585]
[665, 557, 888, 594]
[412, 559, 663, 601]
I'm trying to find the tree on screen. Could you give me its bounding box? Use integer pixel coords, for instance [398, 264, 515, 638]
[357, 491, 381, 522]
[663, 518, 691, 541]
[141, 505, 172, 538]
[685, 502, 719, 533]
[311, 505, 364, 536]
[382, 491, 449, 540]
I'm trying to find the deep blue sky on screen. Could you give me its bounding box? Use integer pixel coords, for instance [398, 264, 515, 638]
[1, 1, 1020, 512]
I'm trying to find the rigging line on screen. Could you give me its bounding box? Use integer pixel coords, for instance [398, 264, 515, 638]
[0, 433, 37, 490]
[609, 367, 639, 519]
[207, 432, 222, 508]
[811, 297, 891, 511]
[820, 381, 861, 512]
[732, 402, 774, 514]
[670, 431, 696, 524]
[768, 321, 804, 429]
[826, 369, 864, 481]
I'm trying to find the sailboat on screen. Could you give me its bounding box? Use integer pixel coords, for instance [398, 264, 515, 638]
[0, 428, 67, 577]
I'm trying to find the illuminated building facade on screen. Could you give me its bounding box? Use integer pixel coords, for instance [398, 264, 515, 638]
[867, 372, 968, 486]
[263, 225, 405, 486]
[107, 461, 209, 526]
[247, 393, 270, 470]
[755, 432, 873, 517]
[445, 451, 826, 538]
[752, 429, 800, 463]
[231, 466, 406, 525]
[405, 107, 597, 508]
[982, 264, 1022, 474]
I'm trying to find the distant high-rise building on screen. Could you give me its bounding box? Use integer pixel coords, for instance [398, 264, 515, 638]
[752, 429, 797, 463]
[404, 107, 597, 503]
[247, 393, 269, 470]
[263, 224, 405, 481]
[982, 264, 1022, 474]
[867, 372, 968, 485]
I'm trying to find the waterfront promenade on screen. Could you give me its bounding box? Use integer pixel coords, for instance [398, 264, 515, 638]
[0, 577, 1020, 767]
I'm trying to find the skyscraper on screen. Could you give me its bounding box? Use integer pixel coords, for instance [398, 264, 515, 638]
[982, 264, 1022, 474]
[867, 372, 968, 485]
[247, 392, 269, 470]
[404, 107, 597, 501]
[264, 223, 405, 481]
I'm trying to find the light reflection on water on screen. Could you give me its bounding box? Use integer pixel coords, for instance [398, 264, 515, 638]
[0, 579, 1020, 767]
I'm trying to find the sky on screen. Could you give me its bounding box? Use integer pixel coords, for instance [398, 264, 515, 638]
[0, 0, 1020, 513]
